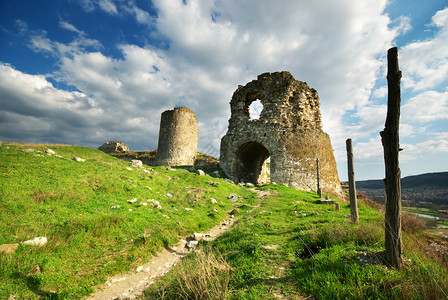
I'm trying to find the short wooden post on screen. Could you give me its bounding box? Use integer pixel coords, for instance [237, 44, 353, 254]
[316, 158, 322, 198]
[381, 47, 403, 269]
[346, 138, 359, 224]
[335, 202, 340, 211]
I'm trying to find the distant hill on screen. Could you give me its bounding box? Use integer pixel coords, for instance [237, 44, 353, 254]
[357, 172, 448, 189]
[356, 172, 448, 207]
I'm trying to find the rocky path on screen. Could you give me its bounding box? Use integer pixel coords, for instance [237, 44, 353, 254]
[85, 189, 269, 300]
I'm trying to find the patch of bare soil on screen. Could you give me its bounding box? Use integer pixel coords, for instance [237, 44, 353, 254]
[85, 188, 269, 300]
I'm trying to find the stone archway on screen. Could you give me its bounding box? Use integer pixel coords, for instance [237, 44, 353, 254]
[234, 141, 270, 185]
[219, 71, 343, 197]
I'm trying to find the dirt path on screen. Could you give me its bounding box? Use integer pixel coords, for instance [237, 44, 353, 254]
[85, 188, 269, 300]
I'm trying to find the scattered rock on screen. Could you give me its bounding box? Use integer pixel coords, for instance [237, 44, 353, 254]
[131, 160, 143, 168]
[21, 237, 47, 247]
[128, 198, 138, 204]
[185, 208, 193, 211]
[193, 233, 204, 241]
[153, 205, 162, 209]
[98, 141, 129, 153]
[126, 167, 133, 171]
[186, 240, 198, 249]
[74, 157, 86, 162]
[8, 295, 15, 300]
[24, 148, 34, 152]
[136, 266, 144, 273]
[162, 214, 170, 219]
[263, 222, 271, 227]
[213, 170, 220, 176]
[143, 169, 151, 174]
[210, 198, 217, 204]
[45, 148, 55, 155]
[146, 186, 152, 190]
[197, 169, 205, 176]
[228, 193, 238, 202]
[166, 193, 173, 197]
[140, 202, 148, 206]
[111, 205, 120, 209]
[212, 209, 218, 212]
[245, 183, 255, 187]
[55, 155, 64, 158]
[148, 199, 160, 205]
[0, 243, 19, 254]
[261, 245, 280, 250]
[128, 209, 133, 212]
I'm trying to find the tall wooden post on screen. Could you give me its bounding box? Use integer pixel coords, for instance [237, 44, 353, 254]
[380, 47, 403, 269]
[316, 158, 322, 198]
[346, 138, 359, 224]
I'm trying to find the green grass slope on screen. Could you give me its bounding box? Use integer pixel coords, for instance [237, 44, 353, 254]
[146, 185, 448, 299]
[0, 143, 256, 299]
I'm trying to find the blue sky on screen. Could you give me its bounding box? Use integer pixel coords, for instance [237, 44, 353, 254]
[0, 0, 447, 180]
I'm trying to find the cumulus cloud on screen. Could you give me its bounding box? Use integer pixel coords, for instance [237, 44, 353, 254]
[400, 7, 448, 91]
[402, 90, 448, 123]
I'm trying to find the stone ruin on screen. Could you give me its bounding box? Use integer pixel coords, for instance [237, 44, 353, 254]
[155, 106, 198, 166]
[220, 71, 342, 196]
[98, 141, 129, 153]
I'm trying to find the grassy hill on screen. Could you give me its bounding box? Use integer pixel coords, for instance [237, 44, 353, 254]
[1, 143, 447, 299]
[0, 143, 255, 298]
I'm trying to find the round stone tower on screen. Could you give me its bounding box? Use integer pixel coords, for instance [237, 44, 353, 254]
[155, 107, 198, 166]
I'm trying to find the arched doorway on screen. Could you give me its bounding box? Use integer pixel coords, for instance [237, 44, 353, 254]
[234, 141, 270, 185]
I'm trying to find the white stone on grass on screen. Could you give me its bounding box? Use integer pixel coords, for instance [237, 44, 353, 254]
[131, 160, 143, 168]
[45, 149, 55, 155]
[22, 237, 47, 247]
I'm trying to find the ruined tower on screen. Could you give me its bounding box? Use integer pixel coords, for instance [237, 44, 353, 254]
[155, 107, 198, 166]
[220, 71, 342, 196]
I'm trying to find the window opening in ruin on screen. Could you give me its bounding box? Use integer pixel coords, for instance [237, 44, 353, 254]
[249, 99, 263, 120]
[234, 141, 270, 185]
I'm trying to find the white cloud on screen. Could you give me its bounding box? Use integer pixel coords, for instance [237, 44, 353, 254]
[402, 90, 448, 123]
[98, 0, 118, 15]
[400, 7, 448, 91]
[401, 139, 448, 161]
[60, 21, 85, 35]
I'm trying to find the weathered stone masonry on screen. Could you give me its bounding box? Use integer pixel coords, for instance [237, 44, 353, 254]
[155, 107, 198, 166]
[220, 71, 342, 196]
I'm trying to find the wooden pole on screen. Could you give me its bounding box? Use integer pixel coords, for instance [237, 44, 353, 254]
[380, 47, 403, 269]
[316, 158, 322, 198]
[346, 138, 359, 224]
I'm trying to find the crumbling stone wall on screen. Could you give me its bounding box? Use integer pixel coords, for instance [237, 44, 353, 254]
[155, 107, 198, 166]
[220, 71, 342, 196]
